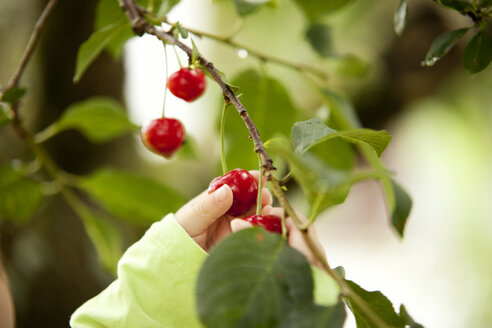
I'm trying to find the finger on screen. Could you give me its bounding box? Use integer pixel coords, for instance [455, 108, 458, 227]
[261, 206, 284, 218]
[230, 218, 254, 233]
[284, 218, 317, 264]
[175, 185, 233, 235]
[285, 217, 326, 266]
[293, 212, 324, 256]
[260, 187, 272, 207]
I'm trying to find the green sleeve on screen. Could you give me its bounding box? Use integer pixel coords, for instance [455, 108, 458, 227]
[70, 214, 339, 328]
[70, 214, 207, 328]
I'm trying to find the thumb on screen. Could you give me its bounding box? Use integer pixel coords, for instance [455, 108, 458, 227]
[175, 185, 233, 234]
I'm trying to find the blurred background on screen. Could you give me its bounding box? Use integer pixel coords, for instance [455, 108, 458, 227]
[1, 0, 491, 327]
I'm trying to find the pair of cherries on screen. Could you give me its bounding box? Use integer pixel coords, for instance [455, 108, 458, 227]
[141, 67, 206, 158]
[208, 169, 282, 234]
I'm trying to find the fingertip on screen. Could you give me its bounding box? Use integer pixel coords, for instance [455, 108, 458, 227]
[213, 184, 233, 204]
[262, 206, 284, 218]
[230, 218, 253, 232]
[248, 170, 259, 178]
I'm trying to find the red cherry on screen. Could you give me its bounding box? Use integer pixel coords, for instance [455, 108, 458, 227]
[140, 118, 185, 158]
[167, 67, 206, 102]
[243, 215, 282, 234]
[208, 169, 258, 217]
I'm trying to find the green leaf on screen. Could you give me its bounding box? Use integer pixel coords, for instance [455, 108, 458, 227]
[216, 69, 240, 94]
[422, 28, 470, 67]
[394, 0, 408, 36]
[292, 118, 391, 157]
[74, 21, 130, 83]
[310, 137, 356, 171]
[297, 159, 354, 217]
[306, 23, 333, 57]
[399, 305, 424, 328]
[359, 146, 412, 237]
[320, 88, 361, 130]
[77, 207, 122, 275]
[232, 0, 272, 16]
[0, 103, 14, 128]
[176, 22, 189, 39]
[293, 0, 355, 21]
[223, 69, 298, 170]
[278, 302, 346, 328]
[266, 138, 352, 217]
[344, 280, 404, 328]
[436, 0, 474, 11]
[292, 118, 336, 153]
[172, 27, 180, 40]
[94, 0, 135, 58]
[79, 168, 186, 225]
[1, 86, 27, 105]
[191, 38, 199, 64]
[338, 129, 391, 157]
[389, 179, 412, 238]
[106, 27, 135, 59]
[197, 228, 338, 327]
[0, 167, 43, 223]
[463, 30, 492, 73]
[95, 0, 127, 29]
[45, 97, 137, 143]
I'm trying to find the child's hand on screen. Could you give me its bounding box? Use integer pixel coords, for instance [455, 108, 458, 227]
[230, 206, 326, 267]
[174, 171, 272, 251]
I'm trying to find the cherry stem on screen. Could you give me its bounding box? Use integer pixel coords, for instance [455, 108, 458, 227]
[256, 153, 263, 216]
[220, 102, 228, 175]
[161, 42, 168, 118]
[173, 44, 183, 69]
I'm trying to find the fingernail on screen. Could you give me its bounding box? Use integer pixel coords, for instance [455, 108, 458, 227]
[214, 185, 229, 203]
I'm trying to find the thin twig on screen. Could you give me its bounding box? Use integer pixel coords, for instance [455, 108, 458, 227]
[5, 0, 59, 93]
[6, 0, 59, 139]
[159, 18, 328, 81]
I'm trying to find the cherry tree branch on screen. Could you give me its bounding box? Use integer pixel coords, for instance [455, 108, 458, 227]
[4, 0, 59, 93]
